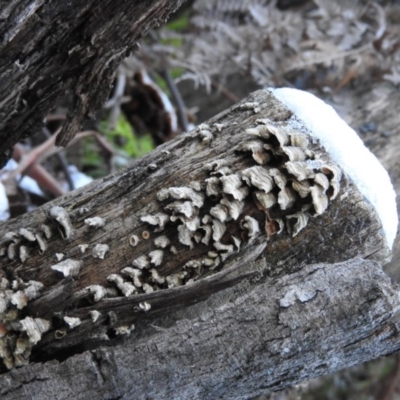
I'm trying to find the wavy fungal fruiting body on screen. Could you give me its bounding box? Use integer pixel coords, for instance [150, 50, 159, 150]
[104, 119, 342, 300]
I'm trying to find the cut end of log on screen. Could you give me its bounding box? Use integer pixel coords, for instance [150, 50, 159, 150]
[270, 87, 398, 249]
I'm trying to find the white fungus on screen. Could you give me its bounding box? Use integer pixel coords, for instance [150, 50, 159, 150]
[270, 88, 398, 248]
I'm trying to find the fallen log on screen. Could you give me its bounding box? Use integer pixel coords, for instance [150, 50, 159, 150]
[0, 88, 398, 399]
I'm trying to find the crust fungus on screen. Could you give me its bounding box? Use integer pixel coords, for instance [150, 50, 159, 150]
[142, 283, 155, 293]
[18, 228, 36, 242]
[40, 224, 52, 239]
[107, 274, 137, 297]
[210, 204, 229, 222]
[213, 123, 225, 132]
[166, 271, 187, 288]
[278, 187, 297, 210]
[157, 187, 204, 208]
[92, 244, 109, 259]
[7, 242, 17, 260]
[269, 168, 288, 190]
[220, 197, 244, 220]
[241, 216, 260, 243]
[86, 285, 108, 302]
[139, 302, 151, 311]
[11, 291, 28, 309]
[220, 174, 249, 201]
[205, 159, 230, 172]
[115, 324, 135, 336]
[282, 146, 306, 162]
[178, 224, 194, 248]
[322, 164, 342, 200]
[265, 217, 285, 237]
[212, 219, 226, 242]
[211, 166, 232, 177]
[63, 316, 81, 329]
[199, 129, 214, 144]
[200, 224, 212, 245]
[310, 185, 329, 215]
[265, 124, 289, 146]
[189, 181, 202, 191]
[205, 177, 221, 198]
[149, 250, 164, 266]
[4, 231, 20, 242]
[55, 253, 64, 261]
[79, 243, 89, 253]
[20, 317, 51, 344]
[292, 180, 311, 198]
[239, 140, 270, 165]
[286, 212, 309, 237]
[35, 232, 47, 254]
[288, 132, 308, 149]
[285, 161, 316, 181]
[253, 191, 276, 211]
[19, 245, 29, 263]
[132, 255, 150, 269]
[89, 310, 101, 323]
[49, 206, 73, 239]
[84, 216, 105, 228]
[165, 201, 197, 219]
[232, 236, 241, 250]
[140, 213, 169, 231]
[121, 267, 143, 287]
[150, 269, 165, 285]
[154, 235, 170, 249]
[314, 173, 330, 191]
[245, 125, 270, 139]
[51, 259, 82, 277]
[242, 167, 274, 193]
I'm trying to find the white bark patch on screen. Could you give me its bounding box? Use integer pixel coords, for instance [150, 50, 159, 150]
[279, 284, 318, 308]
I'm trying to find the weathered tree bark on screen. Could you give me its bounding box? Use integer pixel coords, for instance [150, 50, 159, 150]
[0, 89, 399, 399]
[0, 0, 186, 167]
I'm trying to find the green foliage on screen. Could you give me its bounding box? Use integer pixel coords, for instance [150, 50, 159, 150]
[166, 11, 189, 32]
[100, 114, 154, 158]
[80, 114, 154, 178]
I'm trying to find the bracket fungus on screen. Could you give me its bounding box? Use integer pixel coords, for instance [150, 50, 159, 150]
[51, 259, 82, 277]
[49, 206, 73, 240]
